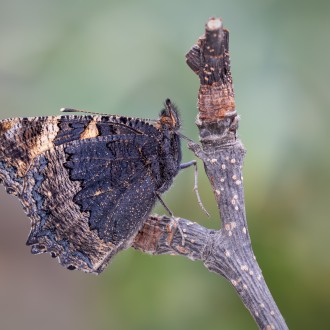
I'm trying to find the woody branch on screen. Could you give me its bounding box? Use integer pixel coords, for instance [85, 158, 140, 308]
[133, 18, 287, 329]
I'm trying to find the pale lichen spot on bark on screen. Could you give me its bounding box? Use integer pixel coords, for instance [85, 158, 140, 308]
[243, 284, 248, 290]
[221, 164, 226, 170]
[176, 245, 189, 254]
[270, 310, 275, 316]
[230, 158, 236, 164]
[232, 174, 237, 180]
[210, 158, 218, 164]
[231, 279, 238, 286]
[220, 177, 225, 182]
[235, 180, 242, 185]
[240, 264, 249, 271]
[242, 227, 247, 235]
[225, 249, 231, 257]
[260, 303, 265, 308]
[249, 270, 254, 276]
[215, 189, 220, 195]
[265, 324, 275, 330]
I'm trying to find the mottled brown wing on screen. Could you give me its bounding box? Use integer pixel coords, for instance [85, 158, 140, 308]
[0, 116, 160, 273]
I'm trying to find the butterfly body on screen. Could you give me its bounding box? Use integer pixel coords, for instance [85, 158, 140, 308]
[0, 99, 181, 273]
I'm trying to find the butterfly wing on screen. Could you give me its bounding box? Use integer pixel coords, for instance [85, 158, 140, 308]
[64, 134, 160, 244]
[0, 115, 160, 273]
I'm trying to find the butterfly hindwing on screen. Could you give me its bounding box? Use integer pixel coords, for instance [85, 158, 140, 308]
[24, 146, 117, 273]
[64, 134, 160, 244]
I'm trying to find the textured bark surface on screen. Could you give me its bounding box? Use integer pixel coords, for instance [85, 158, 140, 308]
[133, 18, 288, 330]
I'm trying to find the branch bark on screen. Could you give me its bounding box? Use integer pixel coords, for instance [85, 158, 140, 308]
[133, 18, 288, 330]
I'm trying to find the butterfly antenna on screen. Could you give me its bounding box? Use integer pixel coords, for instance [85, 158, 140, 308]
[61, 107, 158, 123]
[60, 107, 107, 116]
[177, 132, 195, 143]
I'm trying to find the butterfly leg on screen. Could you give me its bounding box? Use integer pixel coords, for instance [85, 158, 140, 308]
[156, 193, 186, 246]
[180, 161, 210, 217]
[156, 192, 173, 216]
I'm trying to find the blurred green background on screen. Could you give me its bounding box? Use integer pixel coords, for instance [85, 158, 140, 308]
[0, 0, 329, 329]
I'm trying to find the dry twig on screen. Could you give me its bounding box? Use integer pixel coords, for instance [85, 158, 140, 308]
[133, 17, 288, 330]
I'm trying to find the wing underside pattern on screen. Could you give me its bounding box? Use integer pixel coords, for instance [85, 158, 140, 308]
[0, 116, 162, 273]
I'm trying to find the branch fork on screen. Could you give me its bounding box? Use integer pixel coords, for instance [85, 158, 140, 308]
[133, 17, 288, 330]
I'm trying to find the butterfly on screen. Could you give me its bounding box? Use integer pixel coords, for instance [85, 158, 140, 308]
[0, 99, 202, 273]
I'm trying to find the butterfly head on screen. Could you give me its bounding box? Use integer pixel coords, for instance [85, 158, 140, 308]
[158, 99, 181, 131]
